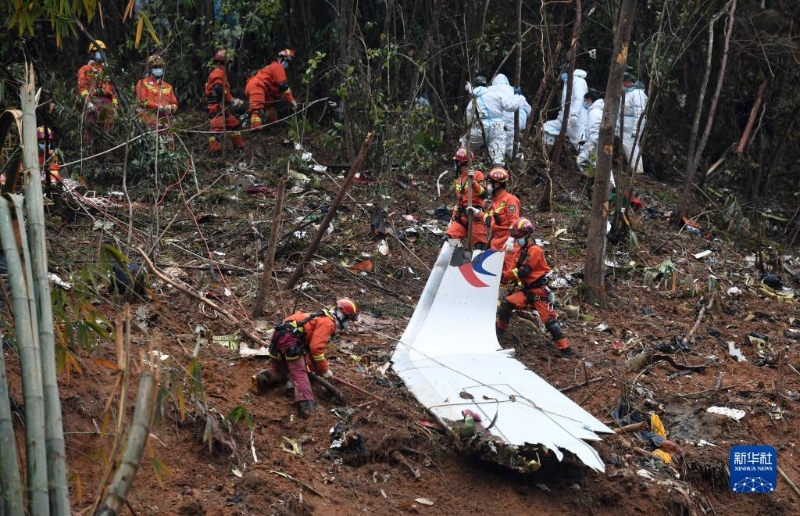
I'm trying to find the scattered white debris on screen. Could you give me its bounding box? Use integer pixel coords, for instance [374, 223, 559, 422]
[378, 240, 390, 256]
[637, 469, 655, 480]
[707, 406, 746, 421]
[48, 273, 73, 290]
[232, 467, 243, 478]
[694, 250, 712, 260]
[415, 498, 434, 506]
[697, 440, 717, 447]
[727, 341, 747, 362]
[727, 286, 742, 296]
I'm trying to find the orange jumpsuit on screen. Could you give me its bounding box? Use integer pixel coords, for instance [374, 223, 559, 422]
[135, 77, 178, 132]
[266, 311, 336, 403]
[245, 61, 296, 128]
[497, 243, 569, 350]
[487, 188, 521, 272]
[445, 167, 489, 248]
[39, 149, 62, 185]
[77, 62, 118, 131]
[205, 66, 245, 152]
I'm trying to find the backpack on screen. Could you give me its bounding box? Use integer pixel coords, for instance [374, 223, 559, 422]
[269, 311, 326, 360]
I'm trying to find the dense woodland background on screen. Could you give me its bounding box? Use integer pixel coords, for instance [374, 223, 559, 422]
[1, 0, 798, 217]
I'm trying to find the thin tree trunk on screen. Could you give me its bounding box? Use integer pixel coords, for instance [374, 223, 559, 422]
[0, 317, 23, 516]
[584, 0, 638, 303]
[96, 366, 157, 516]
[735, 79, 767, 154]
[338, 0, 356, 162]
[679, 0, 737, 216]
[22, 64, 70, 516]
[684, 7, 726, 195]
[549, 1, 581, 171]
[252, 179, 286, 318]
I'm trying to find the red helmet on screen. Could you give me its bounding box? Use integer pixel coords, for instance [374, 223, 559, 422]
[37, 126, 54, 140]
[453, 147, 474, 163]
[213, 48, 233, 63]
[509, 218, 534, 238]
[488, 166, 509, 183]
[278, 49, 295, 61]
[336, 298, 359, 321]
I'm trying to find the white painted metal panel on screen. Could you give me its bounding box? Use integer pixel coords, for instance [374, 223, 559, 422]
[392, 243, 612, 472]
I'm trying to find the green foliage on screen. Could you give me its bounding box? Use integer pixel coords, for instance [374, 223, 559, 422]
[224, 405, 254, 430]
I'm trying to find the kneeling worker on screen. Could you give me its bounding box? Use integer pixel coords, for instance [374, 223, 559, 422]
[496, 218, 573, 357]
[251, 298, 359, 417]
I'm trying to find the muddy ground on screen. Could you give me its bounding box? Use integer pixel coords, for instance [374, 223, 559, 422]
[4, 126, 800, 515]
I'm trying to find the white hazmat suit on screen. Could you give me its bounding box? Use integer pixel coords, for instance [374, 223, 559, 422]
[620, 84, 647, 174]
[463, 80, 523, 166]
[490, 74, 531, 161]
[577, 99, 615, 187]
[543, 69, 588, 149]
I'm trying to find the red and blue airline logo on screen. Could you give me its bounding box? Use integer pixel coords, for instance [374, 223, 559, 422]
[458, 250, 497, 288]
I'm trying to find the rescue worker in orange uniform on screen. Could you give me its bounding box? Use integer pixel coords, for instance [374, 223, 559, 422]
[135, 55, 178, 135]
[443, 147, 489, 249]
[497, 218, 573, 357]
[77, 40, 118, 146]
[245, 49, 297, 128]
[205, 48, 245, 155]
[486, 166, 521, 251]
[251, 298, 359, 418]
[37, 126, 62, 186]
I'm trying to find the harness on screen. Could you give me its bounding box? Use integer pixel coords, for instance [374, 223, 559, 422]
[513, 245, 550, 304]
[269, 310, 328, 361]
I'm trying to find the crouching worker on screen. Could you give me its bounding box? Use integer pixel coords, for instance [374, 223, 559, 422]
[496, 218, 573, 357]
[251, 298, 359, 418]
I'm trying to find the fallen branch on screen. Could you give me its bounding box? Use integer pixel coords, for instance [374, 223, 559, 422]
[559, 376, 603, 393]
[269, 470, 324, 497]
[332, 376, 385, 402]
[778, 465, 800, 500]
[613, 421, 649, 434]
[309, 374, 347, 403]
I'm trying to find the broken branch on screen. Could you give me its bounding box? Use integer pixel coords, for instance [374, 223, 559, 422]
[269, 470, 324, 497]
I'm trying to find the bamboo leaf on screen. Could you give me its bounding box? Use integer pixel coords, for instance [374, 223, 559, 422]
[141, 13, 161, 45]
[123, 0, 135, 21]
[135, 16, 144, 48]
[151, 457, 172, 489]
[92, 358, 120, 372]
[177, 385, 186, 422]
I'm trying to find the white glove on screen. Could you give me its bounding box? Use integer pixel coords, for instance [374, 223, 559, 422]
[231, 98, 243, 107]
[465, 81, 473, 94]
[568, 114, 578, 126]
[290, 100, 298, 110]
[321, 369, 334, 379]
[86, 102, 97, 113]
[466, 206, 481, 216]
[504, 237, 515, 253]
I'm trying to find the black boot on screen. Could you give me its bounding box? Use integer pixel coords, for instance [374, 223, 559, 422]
[296, 400, 317, 419]
[250, 369, 281, 395]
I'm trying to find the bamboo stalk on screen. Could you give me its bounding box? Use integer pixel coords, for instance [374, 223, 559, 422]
[0, 196, 50, 515]
[96, 363, 157, 516]
[21, 63, 70, 516]
[0, 317, 24, 516]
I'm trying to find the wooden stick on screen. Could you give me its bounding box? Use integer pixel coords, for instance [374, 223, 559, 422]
[778, 466, 800, 500]
[252, 179, 285, 318]
[559, 376, 603, 393]
[736, 79, 767, 154]
[309, 374, 347, 403]
[613, 421, 649, 434]
[269, 470, 324, 497]
[393, 451, 421, 480]
[332, 376, 385, 402]
[284, 131, 375, 290]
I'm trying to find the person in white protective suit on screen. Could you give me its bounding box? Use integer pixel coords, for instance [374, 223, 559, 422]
[620, 72, 647, 174]
[576, 91, 615, 184]
[543, 69, 588, 150]
[462, 75, 523, 166]
[489, 74, 532, 164]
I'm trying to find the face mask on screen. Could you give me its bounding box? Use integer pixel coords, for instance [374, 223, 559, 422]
[94, 52, 104, 62]
[152, 68, 164, 78]
[560, 72, 568, 82]
[515, 237, 527, 247]
[38, 143, 46, 153]
[583, 103, 590, 111]
[281, 60, 289, 70]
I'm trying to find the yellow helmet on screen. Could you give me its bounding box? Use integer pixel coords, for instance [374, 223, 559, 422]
[88, 40, 107, 52]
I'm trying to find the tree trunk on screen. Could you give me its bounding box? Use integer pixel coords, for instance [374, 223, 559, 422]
[549, 0, 582, 171]
[584, 0, 638, 304]
[679, 0, 737, 216]
[338, 0, 356, 162]
[512, 0, 522, 173]
[735, 78, 767, 155]
[252, 179, 286, 318]
[22, 65, 70, 516]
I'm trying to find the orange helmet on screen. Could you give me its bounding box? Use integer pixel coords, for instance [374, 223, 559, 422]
[453, 147, 474, 163]
[509, 218, 534, 238]
[278, 49, 295, 61]
[336, 298, 359, 321]
[488, 166, 509, 183]
[37, 126, 54, 140]
[147, 54, 165, 67]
